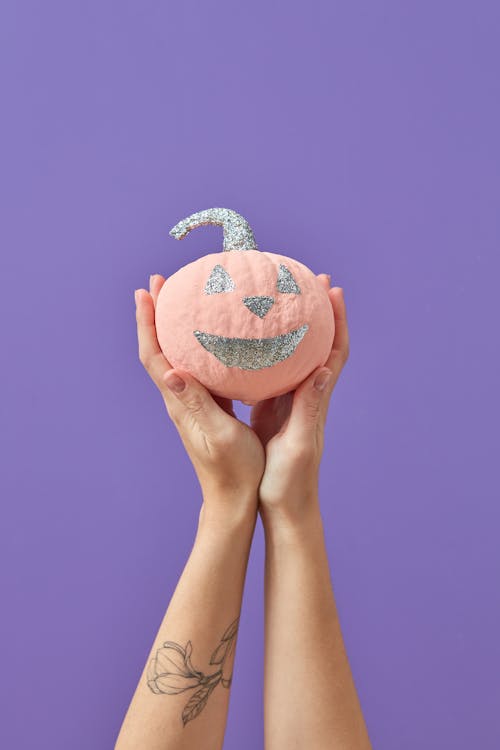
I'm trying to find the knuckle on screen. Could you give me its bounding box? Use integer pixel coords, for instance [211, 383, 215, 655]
[185, 395, 205, 416]
[304, 399, 321, 422]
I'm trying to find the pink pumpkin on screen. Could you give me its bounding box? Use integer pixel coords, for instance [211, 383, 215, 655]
[155, 208, 334, 404]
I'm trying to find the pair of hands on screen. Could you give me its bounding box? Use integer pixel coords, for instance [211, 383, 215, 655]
[134, 273, 350, 523]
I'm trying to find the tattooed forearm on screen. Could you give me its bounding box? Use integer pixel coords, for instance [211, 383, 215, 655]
[146, 616, 240, 726]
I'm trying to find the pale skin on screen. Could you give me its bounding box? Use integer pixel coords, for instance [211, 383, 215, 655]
[114, 273, 372, 750]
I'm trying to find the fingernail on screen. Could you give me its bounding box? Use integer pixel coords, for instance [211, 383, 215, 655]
[134, 289, 140, 304]
[149, 274, 155, 285]
[165, 373, 186, 393]
[314, 370, 331, 392]
[327, 274, 331, 284]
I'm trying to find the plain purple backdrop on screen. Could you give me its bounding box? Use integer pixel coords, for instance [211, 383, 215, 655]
[1, 1, 499, 748]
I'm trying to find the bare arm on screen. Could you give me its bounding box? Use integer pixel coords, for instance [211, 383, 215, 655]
[115, 501, 257, 750]
[115, 276, 265, 749]
[252, 285, 372, 749]
[260, 500, 371, 749]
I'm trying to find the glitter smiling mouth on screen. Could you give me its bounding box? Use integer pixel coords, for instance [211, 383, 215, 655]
[193, 324, 309, 370]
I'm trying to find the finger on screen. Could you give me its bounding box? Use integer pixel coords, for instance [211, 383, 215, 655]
[285, 287, 349, 434]
[149, 274, 166, 307]
[285, 366, 332, 439]
[324, 287, 350, 385]
[135, 289, 172, 390]
[316, 273, 331, 292]
[163, 369, 232, 435]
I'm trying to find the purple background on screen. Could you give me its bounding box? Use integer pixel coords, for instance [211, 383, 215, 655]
[1, 1, 499, 748]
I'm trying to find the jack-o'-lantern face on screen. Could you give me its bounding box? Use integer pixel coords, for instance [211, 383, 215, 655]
[193, 260, 309, 370]
[155, 208, 334, 403]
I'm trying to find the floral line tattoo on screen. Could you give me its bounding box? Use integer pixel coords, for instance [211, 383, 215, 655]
[146, 615, 240, 726]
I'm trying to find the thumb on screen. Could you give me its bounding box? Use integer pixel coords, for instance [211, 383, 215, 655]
[286, 367, 333, 437]
[163, 369, 227, 433]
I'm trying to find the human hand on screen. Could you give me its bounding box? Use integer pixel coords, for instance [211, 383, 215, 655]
[250, 277, 350, 522]
[134, 274, 265, 521]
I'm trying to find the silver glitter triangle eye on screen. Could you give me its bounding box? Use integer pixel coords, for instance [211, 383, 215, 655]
[276, 264, 301, 294]
[204, 264, 235, 294]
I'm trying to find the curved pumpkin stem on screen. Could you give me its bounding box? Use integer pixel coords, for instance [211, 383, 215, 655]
[169, 208, 258, 252]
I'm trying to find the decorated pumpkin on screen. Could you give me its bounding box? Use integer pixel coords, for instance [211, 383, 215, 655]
[155, 208, 334, 404]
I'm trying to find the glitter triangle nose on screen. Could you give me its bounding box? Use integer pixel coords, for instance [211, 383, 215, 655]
[243, 295, 275, 318]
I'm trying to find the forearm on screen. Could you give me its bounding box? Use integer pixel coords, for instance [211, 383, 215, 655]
[115, 494, 258, 750]
[260, 497, 371, 750]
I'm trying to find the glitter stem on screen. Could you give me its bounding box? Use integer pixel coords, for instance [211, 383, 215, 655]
[169, 208, 258, 252]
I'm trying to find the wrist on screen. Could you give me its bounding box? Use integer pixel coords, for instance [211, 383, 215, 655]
[198, 487, 258, 532]
[259, 493, 323, 543]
